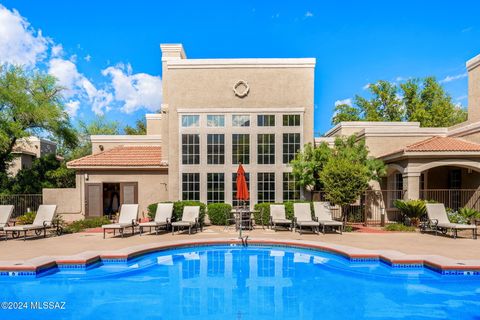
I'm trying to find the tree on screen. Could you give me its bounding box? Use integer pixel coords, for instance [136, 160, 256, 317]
[8, 154, 75, 194]
[65, 116, 120, 160]
[290, 142, 332, 192]
[332, 77, 467, 127]
[319, 136, 385, 223]
[0, 65, 77, 173]
[124, 119, 146, 135]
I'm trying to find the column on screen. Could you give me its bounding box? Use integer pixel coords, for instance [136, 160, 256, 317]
[403, 173, 421, 200]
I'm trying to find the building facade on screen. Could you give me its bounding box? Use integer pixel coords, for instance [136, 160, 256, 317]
[9, 137, 57, 176]
[48, 44, 316, 220]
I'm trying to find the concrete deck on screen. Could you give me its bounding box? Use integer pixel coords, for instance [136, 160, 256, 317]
[0, 226, 478, 262]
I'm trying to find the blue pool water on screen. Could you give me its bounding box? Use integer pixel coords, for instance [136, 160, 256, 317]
[1, 245, 480, 320]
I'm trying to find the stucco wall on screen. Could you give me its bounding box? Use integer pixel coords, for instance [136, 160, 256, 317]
[78, 170, 169, 219]
[163, 59, 315, 201]
[43, 187, 83, 222]
[365, 135, 438, 157]
[468, 56, 480, 123]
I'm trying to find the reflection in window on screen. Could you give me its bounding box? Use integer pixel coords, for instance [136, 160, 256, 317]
[182, 173, 200, 201]
[207, 251, 225, 277]
[207, 173, 225, 204]
[182, 115, 199, 127]
[257, 286, 275, 316]
[181, 287, 200, 316]
[207, 115, 225, 127]
[283, 133, 301, 164]
[258, 172, 275, 203]
[257, 114, 275, 126]
[258, 134, 275, 165]
[182, 134, 200, 164]
[232, 115, 250, 127]
[207, 288, 225, 315]
[232, 134, 250, 164]
[282, 114, 300, 126]
[283, 172, 300, 201]
[207, 134, 225, 164]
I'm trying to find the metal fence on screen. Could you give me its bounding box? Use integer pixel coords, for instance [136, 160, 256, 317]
[0, 194, 43, 218]
[313, 189, 480, 226]
[420, 189, 480, 212]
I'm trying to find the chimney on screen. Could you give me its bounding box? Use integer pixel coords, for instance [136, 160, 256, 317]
[467, 53, 480, 122]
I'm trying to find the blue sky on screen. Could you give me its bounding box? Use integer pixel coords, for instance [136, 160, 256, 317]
[1, 1, 479, 134]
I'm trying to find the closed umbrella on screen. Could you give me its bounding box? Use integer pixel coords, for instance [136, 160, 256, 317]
[236, 163, 249, 204]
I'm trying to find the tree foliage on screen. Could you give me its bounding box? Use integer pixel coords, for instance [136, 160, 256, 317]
[290, 142, 332, 191]
[332, 77, 467, 127]
[124, 119, 146, 135]
[0, 65, 77, 172]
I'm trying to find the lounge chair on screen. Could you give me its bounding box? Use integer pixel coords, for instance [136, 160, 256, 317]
[4, 205, 59, 241]
[139, 203, 173, 235]
[171, 206, 199, 235]
[269, 204, 292, 231]
[293, 203, 319, 234]
[313, 202, 343, 234]
[102, 204, 139, 239]
[425, 203, 477, 239]
[0, 205, 14, 240]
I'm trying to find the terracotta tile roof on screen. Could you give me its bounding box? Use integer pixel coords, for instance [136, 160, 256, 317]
[67, 145, 166, 168]
[405, 136, 480, 152]
[380, 136, 480, 158]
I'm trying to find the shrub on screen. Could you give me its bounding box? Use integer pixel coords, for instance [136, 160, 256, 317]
[458, 207, 480, 224]
[448, 211, 469, 224]
[173, 201, 206, 225]
[384, 223, 416, 232]
[147, 203, 158, 220]
[207, 203, 232, 225]
[393, 199, 427, 226]
[63, 216, 111, 234]
[17, 211, 36, 225]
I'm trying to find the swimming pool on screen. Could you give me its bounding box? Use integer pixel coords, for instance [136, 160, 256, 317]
[1, 244, 479, 319]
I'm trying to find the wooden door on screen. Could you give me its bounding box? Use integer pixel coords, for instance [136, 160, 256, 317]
[120, 182, 138, 205]
[85, 183, 102, 217]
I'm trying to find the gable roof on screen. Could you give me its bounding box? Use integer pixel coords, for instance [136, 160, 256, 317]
[67, 145, 166, 169]
[380, 136, 480, 159]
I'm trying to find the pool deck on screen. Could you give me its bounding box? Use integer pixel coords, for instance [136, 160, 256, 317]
[1, 226, 479, 274]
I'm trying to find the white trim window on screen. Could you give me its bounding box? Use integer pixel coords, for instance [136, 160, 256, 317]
[182, 115, 200, 127]
[232, 115, 250, 127]
[207, 134, 225, 165]
[283, 114, 300, 126]
[283, 133, 301, 164]
[258, 172, 275, 203]
[232, 134, 250, 164]
[257, 114, 275, 127]
[182, 173, 200, 201]
[182, 134, 200, 165]
[283, 172, 300, 201]
[257, 134, 275, 165]
[207, 173, 225, 204]
[207, 115, 225, 127]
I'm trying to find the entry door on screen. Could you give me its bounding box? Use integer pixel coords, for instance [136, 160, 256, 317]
[120, 182, 138, 205]
[85, 183, 102, 217]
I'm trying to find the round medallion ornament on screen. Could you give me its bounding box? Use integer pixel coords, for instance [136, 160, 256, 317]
[233, 80, 250, 98]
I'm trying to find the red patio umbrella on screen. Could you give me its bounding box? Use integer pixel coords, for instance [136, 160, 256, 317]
[236, 163, 249, 203]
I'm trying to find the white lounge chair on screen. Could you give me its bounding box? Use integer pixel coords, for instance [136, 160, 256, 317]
[0, 205, 14, 240]
[425, 203, 477, 239]
[171, 206, 199, 235]
[293, 203, 319, 234]
[270, 204, 292, 231]
[102, 204, 139, 239]
[4, 205, 58, 241]
[139, 203, 173, 235]
[313, 202, 343, 234]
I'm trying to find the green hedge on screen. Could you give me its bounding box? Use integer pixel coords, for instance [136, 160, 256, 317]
[148, 201, 206, 225]
[253, 201, 312, 225]
[64, 216, 111, 234]
[207, 203, 233, 225]
[17, 211, 36, 225]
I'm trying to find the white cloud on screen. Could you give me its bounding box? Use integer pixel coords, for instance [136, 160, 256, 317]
[65, 100, 80, 117]
[362, 83, 371, 90]
[84, 54, 91, 62]
[335, 98, 352, 107]
[462, 26, 473, 33]
[305, 11, 313, 18]
[0, 5, 49, 66]
[51, 44, 63, 57]
[102, 64, 162, 113]
[439, 72, 467, 84]
[456, 95, 467, 101]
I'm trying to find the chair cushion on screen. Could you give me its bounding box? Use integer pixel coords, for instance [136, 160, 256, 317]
[272, 219, 291, 224]
[102, 223, 135, 229]
[139, 221, 167, 227]
[296, 221, 320, 227]
[318, 220, 343, 226]
[4, 224, 45, 231]
[171, 221, 194, 227]
[437, 223, 477, 230]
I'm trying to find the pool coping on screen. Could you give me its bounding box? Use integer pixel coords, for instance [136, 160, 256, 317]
[1, 237, 480, 276]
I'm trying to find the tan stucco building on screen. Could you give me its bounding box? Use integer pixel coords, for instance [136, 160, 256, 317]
[9, 137, 57, 176]
[46, 44, 315, 221]
[316, 52, 480, 223]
